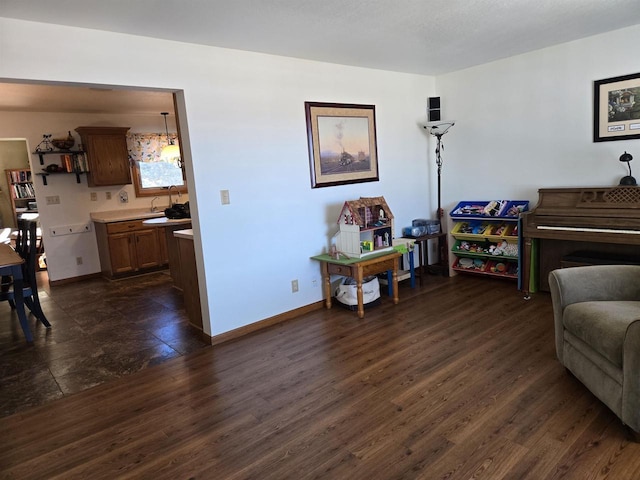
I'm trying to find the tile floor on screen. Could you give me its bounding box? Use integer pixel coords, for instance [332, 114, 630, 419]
[0, 270, 210, 418]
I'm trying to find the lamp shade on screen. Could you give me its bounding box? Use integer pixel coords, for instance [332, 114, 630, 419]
[620, 151, 633, 164]
[424, 120, 455, 136]
[160, 143, 181, 161]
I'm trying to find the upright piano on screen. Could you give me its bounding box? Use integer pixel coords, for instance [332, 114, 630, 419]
[521, 186, 640, 294]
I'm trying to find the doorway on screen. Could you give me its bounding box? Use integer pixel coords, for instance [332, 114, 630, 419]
[0, 139, 32, 229]
[0, 81, 189, 284]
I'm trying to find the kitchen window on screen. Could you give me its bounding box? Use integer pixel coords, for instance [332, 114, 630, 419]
[128, 133, 187, 197]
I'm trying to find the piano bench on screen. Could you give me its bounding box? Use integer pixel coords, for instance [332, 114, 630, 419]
[561, 250, 640, 269]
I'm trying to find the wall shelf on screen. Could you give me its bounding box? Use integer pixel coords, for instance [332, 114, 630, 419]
[32, 150, 88, 185]
[33, 149, 85, 166]
[35, 171, 84, 185]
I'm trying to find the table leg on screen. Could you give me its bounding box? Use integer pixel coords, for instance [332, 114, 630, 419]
[392, 257, 399, 304]
[12, 265, 32, 343]
[321, 263, 332, 309]
[418, 239, 426, 286]
[356, 267, 364, 319]
[409, 248, 415, 289]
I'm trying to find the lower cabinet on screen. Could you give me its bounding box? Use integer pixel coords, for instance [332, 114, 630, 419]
[175, 233, 202, 330]
[95, 220, 165, 278]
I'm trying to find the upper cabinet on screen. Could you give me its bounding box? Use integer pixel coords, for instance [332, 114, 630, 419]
[75, 127, 131, 187]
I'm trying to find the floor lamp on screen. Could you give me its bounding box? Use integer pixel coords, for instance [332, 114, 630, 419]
[423, 120, 455, 230]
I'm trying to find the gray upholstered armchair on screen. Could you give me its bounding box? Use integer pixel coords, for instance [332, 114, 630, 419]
[549, 265, 640, 440]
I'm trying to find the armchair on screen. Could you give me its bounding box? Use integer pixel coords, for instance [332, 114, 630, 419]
[549, 265, 640, 439]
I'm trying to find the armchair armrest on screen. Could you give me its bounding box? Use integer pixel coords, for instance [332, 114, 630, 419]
[624, 319, 640, 433]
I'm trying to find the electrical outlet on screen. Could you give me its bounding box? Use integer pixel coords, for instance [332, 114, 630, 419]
[220, 190, 230, 205]
[90, 192, 97, 201]
[45, 195, 60, 205]
[76, 256, 83, 265]
[119, 190, 128, 203]
[291, 279, 299, 293]
[106, 191, 112, 200]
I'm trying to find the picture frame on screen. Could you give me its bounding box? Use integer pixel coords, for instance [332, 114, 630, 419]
[594, 72, 640, 142]
[305, 102, 379, 188]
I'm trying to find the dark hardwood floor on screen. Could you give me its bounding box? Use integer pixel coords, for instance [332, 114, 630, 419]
[0, 270, 209, 418]
[2, 273, 639, 479]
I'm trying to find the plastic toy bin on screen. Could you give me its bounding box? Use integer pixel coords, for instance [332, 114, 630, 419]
[450, 201, 490, 218]
[450, 200, 529, 218]
[500, 201, 529, 218]
[453, 257, 488, 272]
[451, 221, 490, 240]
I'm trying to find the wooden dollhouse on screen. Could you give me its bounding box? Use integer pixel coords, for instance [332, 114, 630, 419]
[335, 196, 394, 258]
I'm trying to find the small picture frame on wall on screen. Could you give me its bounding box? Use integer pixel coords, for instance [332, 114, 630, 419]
[594, 72, 640, 142]
[305, 102, 379, 188]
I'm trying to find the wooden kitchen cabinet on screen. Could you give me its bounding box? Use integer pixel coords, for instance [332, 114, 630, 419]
[162, 223, 192, 288]
[175, 232, 202, 330]
[75, 126, 131, 187]
[95, 220, 164, 278]
[157, 227, 169, 265]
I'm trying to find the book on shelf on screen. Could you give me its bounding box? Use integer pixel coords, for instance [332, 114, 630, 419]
[61, 154, 73, 173]
[12, 182, 35, 199]
[10, 170, 32, 183]
[72, 153, 89, 173]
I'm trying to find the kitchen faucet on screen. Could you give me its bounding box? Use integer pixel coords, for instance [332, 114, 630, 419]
[168, 185, 182, 206]
[150, 196, 160, 212]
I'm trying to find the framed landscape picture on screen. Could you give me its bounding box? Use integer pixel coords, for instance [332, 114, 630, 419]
[305, 102, 379, 188]
[594, 72, 640, 142]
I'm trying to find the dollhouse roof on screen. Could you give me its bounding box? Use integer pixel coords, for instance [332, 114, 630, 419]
[337, 196, 394, 226]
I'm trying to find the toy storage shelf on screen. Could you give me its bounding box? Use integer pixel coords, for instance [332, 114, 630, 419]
[450, 200, 529, 285]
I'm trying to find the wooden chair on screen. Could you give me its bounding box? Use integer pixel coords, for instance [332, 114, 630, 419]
[0, 219, 51, 333]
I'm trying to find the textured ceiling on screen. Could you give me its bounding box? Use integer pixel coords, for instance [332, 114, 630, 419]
[2, 0, 640, 76]
[1, 0, 640, 114]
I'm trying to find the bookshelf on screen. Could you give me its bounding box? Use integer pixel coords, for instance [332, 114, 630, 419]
[5, 168, 37, 226]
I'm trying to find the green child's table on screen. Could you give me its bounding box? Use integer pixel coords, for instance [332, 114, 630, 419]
[310, 250, 401, 318]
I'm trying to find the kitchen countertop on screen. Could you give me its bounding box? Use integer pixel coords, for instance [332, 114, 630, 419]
[142, 217, 192, 226]
[174, 228, 193, 240]
[90, 208, 165, 223]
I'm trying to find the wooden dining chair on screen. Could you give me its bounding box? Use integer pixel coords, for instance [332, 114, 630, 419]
[0, 219, 51, 332]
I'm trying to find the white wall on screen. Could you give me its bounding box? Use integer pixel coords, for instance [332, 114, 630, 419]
[0, 18, 435, 336]
[435, 24, 640, 222]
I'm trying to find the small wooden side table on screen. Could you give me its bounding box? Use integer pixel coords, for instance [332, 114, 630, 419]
[405, 231, 449, 284]
[311, 251, 401, 319]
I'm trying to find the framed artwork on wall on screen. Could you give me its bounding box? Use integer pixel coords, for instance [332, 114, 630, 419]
[305, 102, 379, 188]
[594, 72, 640, 142]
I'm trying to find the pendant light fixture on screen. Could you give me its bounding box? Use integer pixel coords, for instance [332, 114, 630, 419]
[160, 112, 181, 164]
